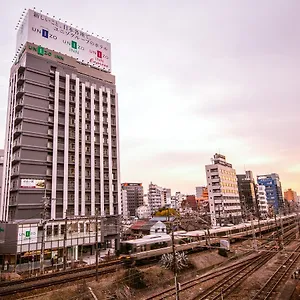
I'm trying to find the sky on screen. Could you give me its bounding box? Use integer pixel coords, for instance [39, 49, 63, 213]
[0, 0, 299, 195]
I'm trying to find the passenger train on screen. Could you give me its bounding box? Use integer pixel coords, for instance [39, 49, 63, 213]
[120, 214, 297, 262]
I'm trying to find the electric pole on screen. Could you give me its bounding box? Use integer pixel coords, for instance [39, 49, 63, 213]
[250, 213, 257, 251]
[40, 189, 49, 274]
[95, 208, 99, 282]
[170, 216, 179, 300]
[280, 209, 284, 249]
[274, 209, 281, 249]
[63, 210, 67, 270]
[296, 207, 300, 238]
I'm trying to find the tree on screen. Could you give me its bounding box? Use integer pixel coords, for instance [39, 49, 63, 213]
[155, 207, 179, 217]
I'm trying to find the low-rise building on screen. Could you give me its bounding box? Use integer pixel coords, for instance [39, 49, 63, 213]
[136, 205, 151, 219]
[130, 220, 166, 236]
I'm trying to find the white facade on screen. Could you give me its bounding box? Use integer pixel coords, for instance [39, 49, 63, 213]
[143, 194, 149, 206]
[149, 221, 167, 235]
[121, 189, 129, 220]
[136, 205, 151, 219]
[148, 183, 163, 214]
[205, 154, 242, 227]
[257, 185, 268, 217]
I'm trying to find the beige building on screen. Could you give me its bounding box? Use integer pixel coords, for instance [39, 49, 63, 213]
[205, 154, 242, 226]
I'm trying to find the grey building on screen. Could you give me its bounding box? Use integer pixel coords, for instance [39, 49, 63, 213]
[237, 171, 257, 220]
[0, 150, 3, 200]
[121, 183, 144, 217]
[0, 42, 121, 255]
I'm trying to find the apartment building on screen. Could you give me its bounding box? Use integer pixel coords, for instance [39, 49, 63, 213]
[205, 153, 242, 226]
[237, 170, 257, 219]
[121, 183, 144, 217]
[257, 185, 268, 218]
[257, 173, 284, 213]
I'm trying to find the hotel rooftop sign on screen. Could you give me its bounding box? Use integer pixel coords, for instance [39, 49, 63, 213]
[16, 9, 111, 72]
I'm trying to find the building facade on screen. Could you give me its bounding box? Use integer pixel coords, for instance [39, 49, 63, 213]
[257, 173, 284, 213]
[148, 182, 163, 214]
[205, 153, 242, 226]
[136, 205, 151, 219]
[284, 189, 298, 202]
[256, 185, 268, 218]
[121, 183, 144, 217]
[237, 171, 257, 220]
[0, 150, 3, 200]
[121, 189, 128, 219]
[196, 186, 207, 199]
[0, 10, 121, 262]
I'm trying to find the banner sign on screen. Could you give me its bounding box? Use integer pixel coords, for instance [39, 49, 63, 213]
[16, 9, 111, 72]
[20, 179, 45, 189]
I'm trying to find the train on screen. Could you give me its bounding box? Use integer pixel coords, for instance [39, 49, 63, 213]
[119, 213, 298, 262]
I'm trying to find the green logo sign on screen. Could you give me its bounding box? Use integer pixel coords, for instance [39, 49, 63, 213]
[0, 227, 4, 233]
[25, 230, 31, 238]
[28, 45, 64, 61]
[37, 46, 44, 56]
[71, 41, 77, 50]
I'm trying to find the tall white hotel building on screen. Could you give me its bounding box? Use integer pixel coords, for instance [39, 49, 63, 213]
[0, 9, 121, 260]
[205, 154, 242, 227]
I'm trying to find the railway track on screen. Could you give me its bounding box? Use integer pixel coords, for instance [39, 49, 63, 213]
[190, 251, 275, 300]
[251, 244, 300, 300]
[0, 259, 121, 288]
[145, 253, 270, 300]
[0, 261, 122, 297]
[148, 226, 297, 300]
[189, 228, 297, 300]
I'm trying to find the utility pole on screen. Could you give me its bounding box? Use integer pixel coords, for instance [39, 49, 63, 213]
[280, 209, 284, 249]
[171, 217, 179, 300]
[40, 189, 49, 274]
[250, 213, 257, 251]
[296, 207, 300, 238]
[274, 209, 281, 249]
[63, 211, 67, 270]
[95, 208, 99, 282]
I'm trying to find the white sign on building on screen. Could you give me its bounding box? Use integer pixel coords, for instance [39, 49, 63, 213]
[16, 9, 111, 72]
[20, 179, 45, 189]
[18, 225, 38, 245]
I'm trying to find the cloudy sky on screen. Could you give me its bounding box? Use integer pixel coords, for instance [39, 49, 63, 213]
[1, 0, 299, 194]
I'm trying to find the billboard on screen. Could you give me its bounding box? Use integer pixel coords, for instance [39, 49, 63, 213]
[18, 225, 38, 245]
[20, 179, 45, 189]
[16, 9, 111, 72]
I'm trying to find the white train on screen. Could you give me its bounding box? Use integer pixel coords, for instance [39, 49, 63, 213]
[120, 214, 297, 261]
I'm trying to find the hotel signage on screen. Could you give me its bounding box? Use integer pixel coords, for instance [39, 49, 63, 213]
[16, 9, 111, 72]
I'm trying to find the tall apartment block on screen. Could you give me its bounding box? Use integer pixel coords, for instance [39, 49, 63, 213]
[121, 183, 144, 217]
[205, 154, 242, 226]
[148, 182, 163, 214]
[0, 10, 121, 263]
[256, 185, 268, 218]
[257, 173, 284, 213]
[237, 170, 257, 219]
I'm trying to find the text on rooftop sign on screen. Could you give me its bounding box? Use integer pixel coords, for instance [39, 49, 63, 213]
[16, 9, 111, 72]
